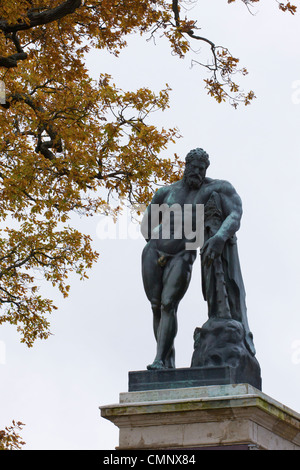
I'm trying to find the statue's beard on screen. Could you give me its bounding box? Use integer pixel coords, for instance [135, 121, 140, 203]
[183, 172, 203, 189]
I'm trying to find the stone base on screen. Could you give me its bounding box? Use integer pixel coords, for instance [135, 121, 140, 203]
[128, 365, 261, 392]
[100, 384, 300, 450]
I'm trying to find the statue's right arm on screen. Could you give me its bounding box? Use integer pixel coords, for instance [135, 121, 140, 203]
[140, 187, 167, 241]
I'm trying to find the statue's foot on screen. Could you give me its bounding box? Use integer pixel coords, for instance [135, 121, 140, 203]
[147, 360, 167, 370]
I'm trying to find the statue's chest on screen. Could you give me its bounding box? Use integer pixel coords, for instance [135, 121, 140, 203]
[165, 188, 201, 207]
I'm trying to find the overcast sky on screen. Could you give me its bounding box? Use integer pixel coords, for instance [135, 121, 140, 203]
[1, 1, 300, 450]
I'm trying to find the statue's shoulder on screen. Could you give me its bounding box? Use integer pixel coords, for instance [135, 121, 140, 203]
[204, 178, 237, 195]
[152, 180, 181, 201]
[203, 178, 242, 215]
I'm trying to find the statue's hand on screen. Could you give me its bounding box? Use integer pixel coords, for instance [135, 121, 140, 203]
[200, 234, 225, 266]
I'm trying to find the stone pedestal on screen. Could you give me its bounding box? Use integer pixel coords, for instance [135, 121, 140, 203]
[128, 365, 261, 392]
[100, 383, 300, 450]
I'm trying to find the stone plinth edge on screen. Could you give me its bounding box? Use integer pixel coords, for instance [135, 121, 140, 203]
[100, 383, 300, 450]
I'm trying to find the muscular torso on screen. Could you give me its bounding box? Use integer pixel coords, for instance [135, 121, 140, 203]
[144, 177, 234, 255]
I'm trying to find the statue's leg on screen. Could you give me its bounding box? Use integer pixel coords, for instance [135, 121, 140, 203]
[164, 306, 178, 369]
[149, 251, 196, 369]
[142, 243, 163, 304]
[142, 244, 165, 368]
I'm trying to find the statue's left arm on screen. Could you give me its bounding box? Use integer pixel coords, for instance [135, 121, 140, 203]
[201, 182, 242, 266]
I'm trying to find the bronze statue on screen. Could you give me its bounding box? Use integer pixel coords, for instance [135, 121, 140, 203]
[141, 148, 256, 371]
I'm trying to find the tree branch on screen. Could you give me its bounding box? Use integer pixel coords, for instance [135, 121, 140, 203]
[0, 0, 82, 34]
[171, 0, 217, 61]
[8, 92, 63, 158]
[0, 30, 28, 68]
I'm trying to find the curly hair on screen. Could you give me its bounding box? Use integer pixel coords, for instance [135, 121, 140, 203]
[185, 148, 210, 169]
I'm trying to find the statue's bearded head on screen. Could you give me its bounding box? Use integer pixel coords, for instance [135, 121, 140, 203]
[183, 148, 210, 189]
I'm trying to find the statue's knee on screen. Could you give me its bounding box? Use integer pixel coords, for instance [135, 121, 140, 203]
[151, 300, 161, 314]
[161, 299, 177, 314]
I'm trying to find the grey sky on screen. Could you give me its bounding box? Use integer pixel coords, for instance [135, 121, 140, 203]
[1, 1, 300, 449]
